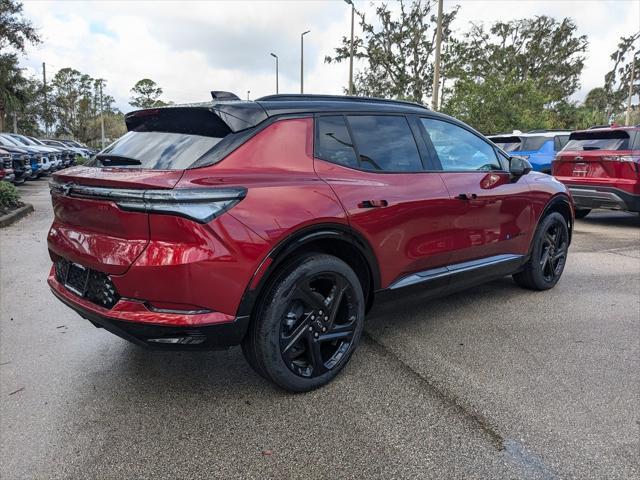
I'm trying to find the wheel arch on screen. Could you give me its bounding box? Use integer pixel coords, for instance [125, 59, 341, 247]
[236, 223, 381, 321]
[538, 193, 574, 244]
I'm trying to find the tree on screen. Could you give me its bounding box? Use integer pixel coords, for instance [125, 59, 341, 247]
[454, 16, 587, 102]
[604, 32, 640, 121]
[129, 78, 167, 108]
[443, 15, 588, 132]
[325, 0, 458, 103]
[49, 67, 122, 144]
[0, 0, 40, 131]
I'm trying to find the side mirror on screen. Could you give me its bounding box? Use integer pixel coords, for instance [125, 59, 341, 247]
[509, 156, 533, 178]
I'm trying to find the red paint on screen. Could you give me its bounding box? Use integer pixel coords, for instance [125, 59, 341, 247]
[47, 115, 571, 332]
[314, 159, 452, 285]
[437, 171, 533, 263]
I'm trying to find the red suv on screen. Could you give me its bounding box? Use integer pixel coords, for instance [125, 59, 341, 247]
[552, 125, 640, 218]
[47, 94, 573, 391]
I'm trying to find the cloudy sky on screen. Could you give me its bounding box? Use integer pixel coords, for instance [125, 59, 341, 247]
[19, 0, 640, 113]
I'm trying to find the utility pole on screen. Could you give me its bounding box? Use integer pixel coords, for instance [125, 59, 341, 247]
[625, 54, 637, 126]
[42, 62, 49, 136]
[300, 30, 310, 94]
[431, 0, 443, 110]
[247, 90, 250, 101]
[270, 53, 279, 94]
[345, 0, 355, 95]
[12, 112, 17, 133]
[99, 82, 105, 149]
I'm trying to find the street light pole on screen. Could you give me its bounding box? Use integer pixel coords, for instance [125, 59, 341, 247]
[270, 53, 279, 94]
[99, 82, 105, 149]
[300, 30, 310, 94]
[431, 0, 443, 110]
[345, 0, 355, 95]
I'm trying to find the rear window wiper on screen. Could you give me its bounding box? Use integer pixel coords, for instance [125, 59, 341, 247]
[96, 155, 142, 166]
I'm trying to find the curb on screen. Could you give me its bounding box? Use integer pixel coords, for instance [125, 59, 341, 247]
[0, 203, 34, 228]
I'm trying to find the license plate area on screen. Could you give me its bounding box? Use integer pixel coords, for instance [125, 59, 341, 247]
[572, 162, 589, 177]
[64, 262, 89, 296]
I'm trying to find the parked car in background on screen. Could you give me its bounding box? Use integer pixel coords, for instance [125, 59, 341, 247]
[5, 133, 59, 176]
[0, 135, 34, 183]
[56, 139, 94, 159]
[552, 125, 640, 218]
[47, 93, 574, 392]
[0, 148, 16, 183]
[39, 139, 77, 167]
[489, 131, 571, 173]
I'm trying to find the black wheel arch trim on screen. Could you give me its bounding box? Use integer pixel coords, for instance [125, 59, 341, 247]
[534, 193, 574, 249]
[236, 223, 381, 320]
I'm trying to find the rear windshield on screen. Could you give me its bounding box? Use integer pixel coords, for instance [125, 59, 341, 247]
[95, 108, 232, 169]
[491, 136, 550, 152]
[563, 131, 631, 151]
[96, 132, 224, 169]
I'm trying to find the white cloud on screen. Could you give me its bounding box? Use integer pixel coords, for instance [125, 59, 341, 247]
[19, 0, 640, 113]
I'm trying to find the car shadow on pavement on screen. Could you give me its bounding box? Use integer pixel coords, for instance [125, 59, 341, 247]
[577, 212, 640, 228]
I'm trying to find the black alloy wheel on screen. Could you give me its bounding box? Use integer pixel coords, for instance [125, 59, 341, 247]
[539, 219, 568, 283]
[513, 212, 569, 290]
[242, 254, 365, 392]
[280, 272, 359, 378]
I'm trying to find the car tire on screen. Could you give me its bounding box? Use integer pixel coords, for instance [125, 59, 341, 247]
[241, 253, 365, 392]
[575, 209, 591, 219]
[513, 212, 569, 291]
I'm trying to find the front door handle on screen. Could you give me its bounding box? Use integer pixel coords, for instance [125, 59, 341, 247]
[358, 200, 388, 208]
[456, 193, 477, 201]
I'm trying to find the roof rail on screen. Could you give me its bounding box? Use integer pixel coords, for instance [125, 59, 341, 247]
[256, 94, 429, 110]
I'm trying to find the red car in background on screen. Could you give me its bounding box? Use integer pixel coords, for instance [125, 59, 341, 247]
[552, 125, 640, 218]
[47, 93, 574, 391]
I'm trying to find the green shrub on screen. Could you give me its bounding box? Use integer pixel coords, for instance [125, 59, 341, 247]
[74, 154, 88, 166]
[0, 182, 21, 210]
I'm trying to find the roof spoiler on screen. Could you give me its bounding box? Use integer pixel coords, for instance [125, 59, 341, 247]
[211, 91, 241, 101]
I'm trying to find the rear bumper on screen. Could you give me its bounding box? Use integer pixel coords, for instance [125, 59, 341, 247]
[568, 185, 640, 212]
[48, 270, 249, 350]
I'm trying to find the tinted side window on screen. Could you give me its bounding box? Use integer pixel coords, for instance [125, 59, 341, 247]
[554, 135, 570, 151]
[421, 118, 502, 171]
[315, 116, 358, 168]
[347, 115, 423, 172]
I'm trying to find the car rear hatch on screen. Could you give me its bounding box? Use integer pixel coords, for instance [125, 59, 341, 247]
[48, 104, 260, 275]
[552, 129, 640, 189]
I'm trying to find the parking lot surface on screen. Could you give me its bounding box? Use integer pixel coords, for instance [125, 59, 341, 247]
[1, 180, 639, 479]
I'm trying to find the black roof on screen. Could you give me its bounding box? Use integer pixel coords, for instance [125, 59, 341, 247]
[127, 93, 448, 134]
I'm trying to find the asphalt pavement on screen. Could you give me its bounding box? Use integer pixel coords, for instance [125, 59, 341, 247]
[1, 180, 638, 479]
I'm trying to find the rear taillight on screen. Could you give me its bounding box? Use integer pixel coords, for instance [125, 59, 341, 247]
[603, 155, 640, 172]
[601, 155, 640, 163]
[49, 182, 247, 223]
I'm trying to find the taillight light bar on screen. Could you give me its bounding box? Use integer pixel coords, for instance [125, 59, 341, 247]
[49, 181, 247, 223]
[602, 155, 640, 172]
[601, 155, 640, 163]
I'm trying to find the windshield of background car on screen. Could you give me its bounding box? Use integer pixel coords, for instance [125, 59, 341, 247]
[0, 135, 22, 147]
[563, 130, 632, 151]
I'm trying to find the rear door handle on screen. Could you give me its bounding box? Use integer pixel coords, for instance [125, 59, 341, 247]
[456, 193, 477, 200]
[358, 200, 388, 208]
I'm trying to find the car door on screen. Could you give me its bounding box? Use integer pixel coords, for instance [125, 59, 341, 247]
[419, 117, 533, 265]
[313, 114, 453, 289]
